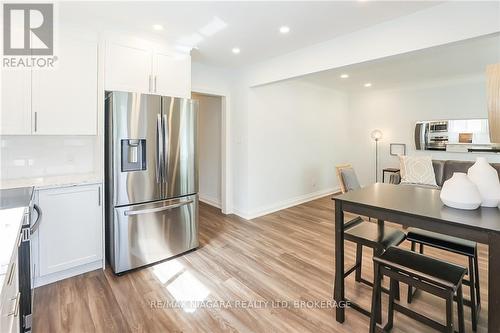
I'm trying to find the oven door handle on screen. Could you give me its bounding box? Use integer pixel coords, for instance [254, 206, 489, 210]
[30, 204, 42, 234]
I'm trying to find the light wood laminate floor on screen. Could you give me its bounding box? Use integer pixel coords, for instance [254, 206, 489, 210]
[33, 197, 488, 332]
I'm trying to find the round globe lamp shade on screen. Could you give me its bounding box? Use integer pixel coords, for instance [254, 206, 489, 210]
[371, 130, 383, 141]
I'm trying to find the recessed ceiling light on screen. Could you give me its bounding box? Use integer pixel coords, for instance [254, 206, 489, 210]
[340, 74, 349, 79]
[232, 47, 240, 54]
[152, 24, 164, 31]
[279, 26, 290, 34]
[364, 83, 372, 87]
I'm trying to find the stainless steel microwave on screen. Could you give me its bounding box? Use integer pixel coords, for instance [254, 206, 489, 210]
[415, 120, 449, 151]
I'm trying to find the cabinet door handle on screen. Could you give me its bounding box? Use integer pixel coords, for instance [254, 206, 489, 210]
[98, 186, 101, 206]
[34, 112, 38, 132]
[30, 204, 42, 234]
[8, 293, 21, 317]
[148, 75, 152, 92]
[6, 261, 16, 285]
[154, 75, 157, 93]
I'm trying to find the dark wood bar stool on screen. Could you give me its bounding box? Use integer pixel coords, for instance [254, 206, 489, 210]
[370, 246, 467, 333]
[335, 164, 406, 319]
[343, 216, 406, 318]
[406, 228, 480, 330]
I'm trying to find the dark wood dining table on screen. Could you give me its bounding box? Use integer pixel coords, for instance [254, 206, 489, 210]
[333, 183, 500, 333]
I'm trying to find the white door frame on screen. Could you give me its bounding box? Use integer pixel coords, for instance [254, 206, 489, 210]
[192, 89, 231, 214]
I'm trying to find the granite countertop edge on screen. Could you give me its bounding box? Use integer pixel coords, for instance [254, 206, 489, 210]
[0, 174, 103, 190]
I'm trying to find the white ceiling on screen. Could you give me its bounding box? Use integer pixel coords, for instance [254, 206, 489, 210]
[59, 1, 441, 68]
[300, 34, 500, 92]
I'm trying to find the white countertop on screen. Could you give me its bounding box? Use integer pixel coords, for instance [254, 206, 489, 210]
[446, 143, 491, 146]
[0, 173, 102, 190]
[0, 207, 25, 290]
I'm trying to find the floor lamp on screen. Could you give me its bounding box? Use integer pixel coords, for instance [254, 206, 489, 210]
[371, 129, 383, 182]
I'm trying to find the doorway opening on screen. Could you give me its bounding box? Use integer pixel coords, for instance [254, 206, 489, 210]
[192, 91, 229, 214]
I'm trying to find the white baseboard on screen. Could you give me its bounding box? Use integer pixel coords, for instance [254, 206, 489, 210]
[235, 187, 339, 220]
[199, 195, 221, 209]
[34, 260, 102, 288]
[231, 207, 249, 219]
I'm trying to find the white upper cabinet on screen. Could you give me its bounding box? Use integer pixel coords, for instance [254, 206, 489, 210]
[105, 41, 153, 94]
[0, 70, 32, 135]
[1, 31, 98, 136]
[104, 38, 191, 98]
[32, 35, 98, 135]
[1, 33, 191, 136]
[154, 52, 191, 98]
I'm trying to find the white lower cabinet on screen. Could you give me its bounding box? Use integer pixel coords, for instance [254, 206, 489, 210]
[0, 245, 19, 333]
[32, 183, 103, 287]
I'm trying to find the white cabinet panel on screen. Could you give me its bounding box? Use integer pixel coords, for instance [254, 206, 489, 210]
[32, 37, 98, 135]
[105, 42, 153, 93]
[37, 184, 102, 277]
[0, 244, 19, 333]
[0, 70, 31, 135]
[154, 52, 191, 98]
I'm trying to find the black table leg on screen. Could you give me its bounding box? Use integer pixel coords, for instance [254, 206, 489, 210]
[377, 219, 385, 239]
[334, 200, 345, 322]
[488, 232, 500, 333]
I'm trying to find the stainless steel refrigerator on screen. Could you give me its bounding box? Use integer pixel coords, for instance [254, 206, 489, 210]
[105, 91, 199, 274]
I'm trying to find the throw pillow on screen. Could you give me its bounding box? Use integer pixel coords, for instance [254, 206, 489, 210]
[341, 168, 361, 192]
[399, 155, 438, 187]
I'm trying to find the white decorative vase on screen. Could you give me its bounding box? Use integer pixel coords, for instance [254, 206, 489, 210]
[440, 173, 482, 210]
[467, 157, 500, 207]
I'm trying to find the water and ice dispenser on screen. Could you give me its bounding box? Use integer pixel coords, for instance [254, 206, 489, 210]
[121, 139, 146, 172]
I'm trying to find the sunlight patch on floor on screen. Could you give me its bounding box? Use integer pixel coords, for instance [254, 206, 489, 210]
[167, 271, 211, 313]
[152, 259, 184, 284]
[152, 259, 211, 313]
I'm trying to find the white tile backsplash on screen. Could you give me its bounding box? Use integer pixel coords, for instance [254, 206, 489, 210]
[0, 136, 98, 180]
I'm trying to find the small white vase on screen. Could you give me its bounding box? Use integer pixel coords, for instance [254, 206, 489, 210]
[440, 172, 482, 210]
[467, 157, 500, 207]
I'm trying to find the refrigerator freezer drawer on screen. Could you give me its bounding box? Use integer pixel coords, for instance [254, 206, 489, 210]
[111, 194, 198, 274]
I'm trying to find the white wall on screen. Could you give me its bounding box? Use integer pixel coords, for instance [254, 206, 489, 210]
[228, 2, 499, 219]
[191, 62, 250, 215]
[245, 1, 500, 86]
[193, 93, 222, 208]
[245, 79, 350, 218]
[191, 62, 234, 95]
[348, 76, 500, 186]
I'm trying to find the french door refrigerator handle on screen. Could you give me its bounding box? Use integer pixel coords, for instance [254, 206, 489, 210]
[124, 200, 194, 216]
[156, 114, 164, 184]
[162, 113, 169, 185]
